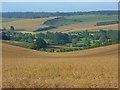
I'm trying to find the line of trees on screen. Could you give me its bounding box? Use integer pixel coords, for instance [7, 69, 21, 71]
[2, 26, 15, 31]
[1, 31, 71, 50]
[2, 10, 118, 18]
[96, 21, 119, 26]
[1, 30, 119, 52]
[36, 32, 71, 45]
[43, 17, 82, 27]
[34, 26, 57, 32]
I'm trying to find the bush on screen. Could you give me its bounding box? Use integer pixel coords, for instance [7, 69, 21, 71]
[10, 26, 15, 31]
[33, 38, 47, 50]
[47, 49, 55, 52]
[40, 48, 47, 52]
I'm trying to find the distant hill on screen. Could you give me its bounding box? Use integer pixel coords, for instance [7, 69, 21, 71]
[2, 10, 118, 18]
[1, 17, 56, 31]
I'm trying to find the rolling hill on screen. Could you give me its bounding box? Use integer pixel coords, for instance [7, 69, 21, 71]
[1, 14, 118, 33]
[2, 43, 118, 88]
[48, 23, 118, 33]
[43, 14, 118, 33]
[1, 17, 56, 31]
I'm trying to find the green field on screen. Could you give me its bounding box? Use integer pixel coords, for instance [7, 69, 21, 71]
[43, 15, 118, 28]
[65, 15, 118, 22]
[2, 18, 22, 23]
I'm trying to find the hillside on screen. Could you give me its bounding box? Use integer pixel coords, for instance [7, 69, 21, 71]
[2, 18, 22, 23]
[2, 43, 118, 88]
[48, 23, 118, 33]
[42, 14, 118, 32]
[1, 17, 56, 31]
[1, 14, 118, 33]
[2, 43, 119, 58]
[2, 11, 118, 18]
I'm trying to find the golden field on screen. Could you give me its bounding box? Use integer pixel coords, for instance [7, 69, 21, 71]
[1, 17, 118, 33]
[1, 17, 56, 31]
[2, 43, 118, 88]
[47, 23, 118, 33]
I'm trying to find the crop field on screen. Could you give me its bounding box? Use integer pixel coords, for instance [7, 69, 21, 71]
[1, 11, 119, 88]
[42, 14, 118, 33]
[2, 43, 118, 88]
[47, 22, 118, 33]
[2, 18, 22, 23]
[43, 15, 118, 33]
[1, 15, 118, 33]
[1, 17, 56, 31]
[65, 15, 117, 22]
[44, 15, 117, 27]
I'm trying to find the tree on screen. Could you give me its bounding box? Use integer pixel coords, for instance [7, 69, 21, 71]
[84, 38, 91, 46]
[54, 32, 70, 45]
[10, 26, 15, 31]
[33, 38, 47, 50]
[2, 27, 6, 31]
[99, 30, 108, 44]
[2, 32, 10, 40]
[82, 30, 89, 38]
[93, 32, 100, 40]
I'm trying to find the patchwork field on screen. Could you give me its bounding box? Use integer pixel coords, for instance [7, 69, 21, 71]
[1, 15, 118, 33]
[44, 14, 118, 32]
[47, 22, 118, 33]
[2, 43, 118, 88]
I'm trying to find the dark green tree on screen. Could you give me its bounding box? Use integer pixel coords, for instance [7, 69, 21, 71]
[10, 26, 15, 31]
[33, 38, 47, 50]
[2, 32, 10, 40]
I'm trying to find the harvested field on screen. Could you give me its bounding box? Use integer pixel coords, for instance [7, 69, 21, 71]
[1, 17, 56, 31]
[47, 23, 118, 33]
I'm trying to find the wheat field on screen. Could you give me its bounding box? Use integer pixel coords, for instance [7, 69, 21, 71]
[2, 43, 118, 88]
[1, 17, 118, 33]
[47, 23, 118, 33]
[1, 17, 56, 31]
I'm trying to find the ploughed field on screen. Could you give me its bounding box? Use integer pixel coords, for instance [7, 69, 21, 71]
[2, 43, 118, 88]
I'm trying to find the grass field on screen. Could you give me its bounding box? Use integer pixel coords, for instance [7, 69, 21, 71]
[2, 43, 118, 88]
[65, 15, 117, 22]
[2, 18, 22, 23]
[44, 15, 117, 27]
[1, 17, 56, 31]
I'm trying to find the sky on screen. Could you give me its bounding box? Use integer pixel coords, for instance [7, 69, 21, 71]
[2, 2, 118, 12]
[1, 0, 119, 2]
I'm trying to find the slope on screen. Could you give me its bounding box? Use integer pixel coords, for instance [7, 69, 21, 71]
[2, 44, 118, 88]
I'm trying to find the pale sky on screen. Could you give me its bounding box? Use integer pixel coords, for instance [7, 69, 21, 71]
[2, 2, 118, 12]
[1, 0, 120, 2]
